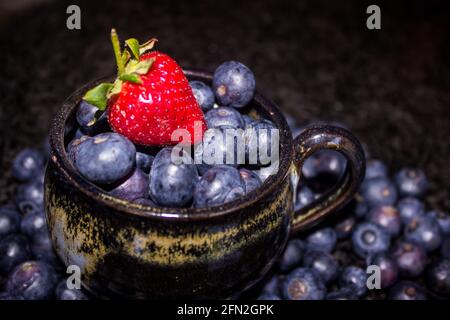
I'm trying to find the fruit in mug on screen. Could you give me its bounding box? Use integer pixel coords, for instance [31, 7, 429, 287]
[281, 268, 326, 300]
[351, 222, 390, 259]
[305, 228, 337, 253]
[212, 61, 255, 108]
[388, 281, 426, 300]
[135, 152, 154, 173]
[238, 168, 262, 194]
[205, 106, 245, 129]
[72, 132, 136, 185]
[395, 168, 428, 197]
[244, 119, 277, 165]
[110, 168, 149, 201]
[189, 80, 215, 112]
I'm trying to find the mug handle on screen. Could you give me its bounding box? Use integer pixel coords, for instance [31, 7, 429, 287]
[290, 125, 366, 237]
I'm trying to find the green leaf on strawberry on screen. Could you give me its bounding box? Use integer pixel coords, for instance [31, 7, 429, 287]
[83, 83, 114, 110]
[125, 38, 140, 60]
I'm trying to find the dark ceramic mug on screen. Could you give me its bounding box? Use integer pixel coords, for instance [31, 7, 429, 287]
[45, 70, 365, 299]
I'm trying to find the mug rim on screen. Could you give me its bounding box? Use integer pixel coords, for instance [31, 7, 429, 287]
[48, 69, 294, 221]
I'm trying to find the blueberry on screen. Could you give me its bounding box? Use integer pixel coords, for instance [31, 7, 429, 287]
[0, 205, 21, 240]
[20, 211, 47, 238]
[189, 81, 215, 112]
[306, 228, 337, 253]
[6, 261, 57, 300]
[30, 231, 58, 265]
[369, 253, 398, 288]
[397, 197, 425, 224]
[0, 291, 14, 300]
[76, 101, 109, 135]
[242, 114, 256, 127]
[388, 281, 426, 300]
[205, 107, 245, 129]
[367, 205, 402, 236]
[12, 148, 44, 182]
[351, 222, 390, 259]
[67, 135, 90, 162]
[302, 150, 346, 179]
[339, 266, 368, 298]
[257, 293, 281, 300]
[395, 168, 428, 197]
[212, 61, 255, 108]
[244, 119, 277, 166]
[404, 216, 443, 252]
[335, 216, 357, 240]
[354, 196, 369, 219]
[364, 159, 388, 180]
[278, 239, 305, 273]
[361, 177, 398, 207]
[55, 279, 88, 300]
[442, 237, 450, 260]
[254, 166, 274, 183]
[110, 168, 149, 201]
[73, 132, 136, 185]
[294, 186, 315, 211]
[0, 234, 31, 275]
[391, 241, 427, 277]
[150, 147, 198, 207]
[261, 275, 281, 295]
[194, 165, 245, 208]
[428, 210, 450, 236]
[239, 168, 261, 194]
[136, 152, 154, 174]
[133, 198, 156, 206]
[426, 259, 450, 295]
[281, 268, 326, 300]
[326, 288, 358, 300]
[302, 250, 339, 284]
[15, 180, 44, 215]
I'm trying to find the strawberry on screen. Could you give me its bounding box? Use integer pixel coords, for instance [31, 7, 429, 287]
[83, 29, 207, 146]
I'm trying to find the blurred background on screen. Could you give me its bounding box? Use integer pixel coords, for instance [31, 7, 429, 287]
[0, 0, 449, 211]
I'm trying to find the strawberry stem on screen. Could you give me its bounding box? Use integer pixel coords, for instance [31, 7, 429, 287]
[111, 28, 125, 76]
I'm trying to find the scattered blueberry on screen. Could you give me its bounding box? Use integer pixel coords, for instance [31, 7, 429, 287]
[0, 234, 31, 275]
[354, 196, 369, 219]
[261, 275, 281, 295]
[391, 241, 427, 277]
[30, 231, 59, 265]
[55, 279, 88, 300]
[281, 268, 326, 300]
[367, 205, 402, 236]
[334, 216, 357, 240]
[302, 250, 339, 284]
[0, 205, 21, 240]
[396, 197, 425, 224]
[404, 216, 443, 252]
[369, 253, 398, 288]
[110, 168, 149, 201]
[395, 168, 428, 197]
[205, 107, 245, 129]
[73, 132, 136, 185]
[135, 152, 154, 174]
[426, 259, 450, 295]
[428, 210, 450, 236]
[213, 61, 255, 108]
[150, 147, 198, 207]
[364, 159, 388, 180]
[15, 180, 44, 215]
[278, 239, 305, 273]
[20, 211, 47, 238]
[442, 237, 450, 260]
[6, 261, 57, 300]
[305, 228, 337, 253]
[351, 222, 390, 259]
[294, 186, 315, 211]
[193, 165, 245, 208]
[388, 281, 426, 300]
[12, 148, 44, 182]
[190, 81, 215, 112]
[239, 168, 261, 194]
[361, 177, 398, 207]
[339, 266, 368, 298]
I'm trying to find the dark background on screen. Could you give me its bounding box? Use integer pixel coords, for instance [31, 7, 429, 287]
[0, 0, 449, 212]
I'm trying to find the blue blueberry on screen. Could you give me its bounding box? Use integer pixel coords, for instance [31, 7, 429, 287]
[244, 119, 277, 166]
[426, 259, 450, 295]
[302, 250, 339, 284]
[369, 253, 398, 289]
[354, 196, 369, 219]
[30, 231, 58, 265]
[396, 197, 425, 224]
[395, 168, 428, 197]
[339, 266, 368, 298]
[351, 222, 390, 259]
[281, 268, 326, 300]
[110, 168, 149, 201]
[302, 150, 346, 179]
[190, 81, 215, 112]
[6, 261, 57, 300]
[261, 275, 281, 295]
[428, 210, 450, 236]
[278, 239, 305, 273]
[15, 180, 44, 215]
[367, 205, 402, 236]
[135, 152, 154, 174]
[205, 107, 245, 129]
[388, 281, 426, 300]
[133, 198, 156, 206]
[391, 241, 427, 277]
[73, 133, 136, 185]
[306, 228, 337, 253]
[257, 293, 281, 300]
[254, 166, 274, 183]
[364, 159, 388, 180]
[150, 147, 198, 207]
[242, 114, 256, 127]
[361, 177, 398, 207]
[294, 186, 315, 211]
[212, 61, 255, 108]
[326, 288, 358, 300]
[0, 234, 31, 275]
[67, 135, 90, 162]
[20, 211, 47, 238]
[55, 279, 88, 300]
[76, 101, 109, 135]
[0, 205, 21, 240]
[335, 216, 357, 240]
[193, 165, 245, 208]
[404, 216, 443, 252]
[239, 168, 261, 194]
[442, 237, 450, 260]
[12, 148, 44, 182]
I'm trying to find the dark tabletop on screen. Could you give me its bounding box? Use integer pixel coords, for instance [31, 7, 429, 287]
[0, 0, 449, 211]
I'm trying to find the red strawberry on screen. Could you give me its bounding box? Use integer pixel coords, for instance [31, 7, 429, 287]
[83, 29, 207, 146]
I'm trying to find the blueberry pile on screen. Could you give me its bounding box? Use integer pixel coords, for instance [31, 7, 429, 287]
[0, 148, 88, 300]
[255, 116, 450, 300]
[66, 61, 276, 209]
